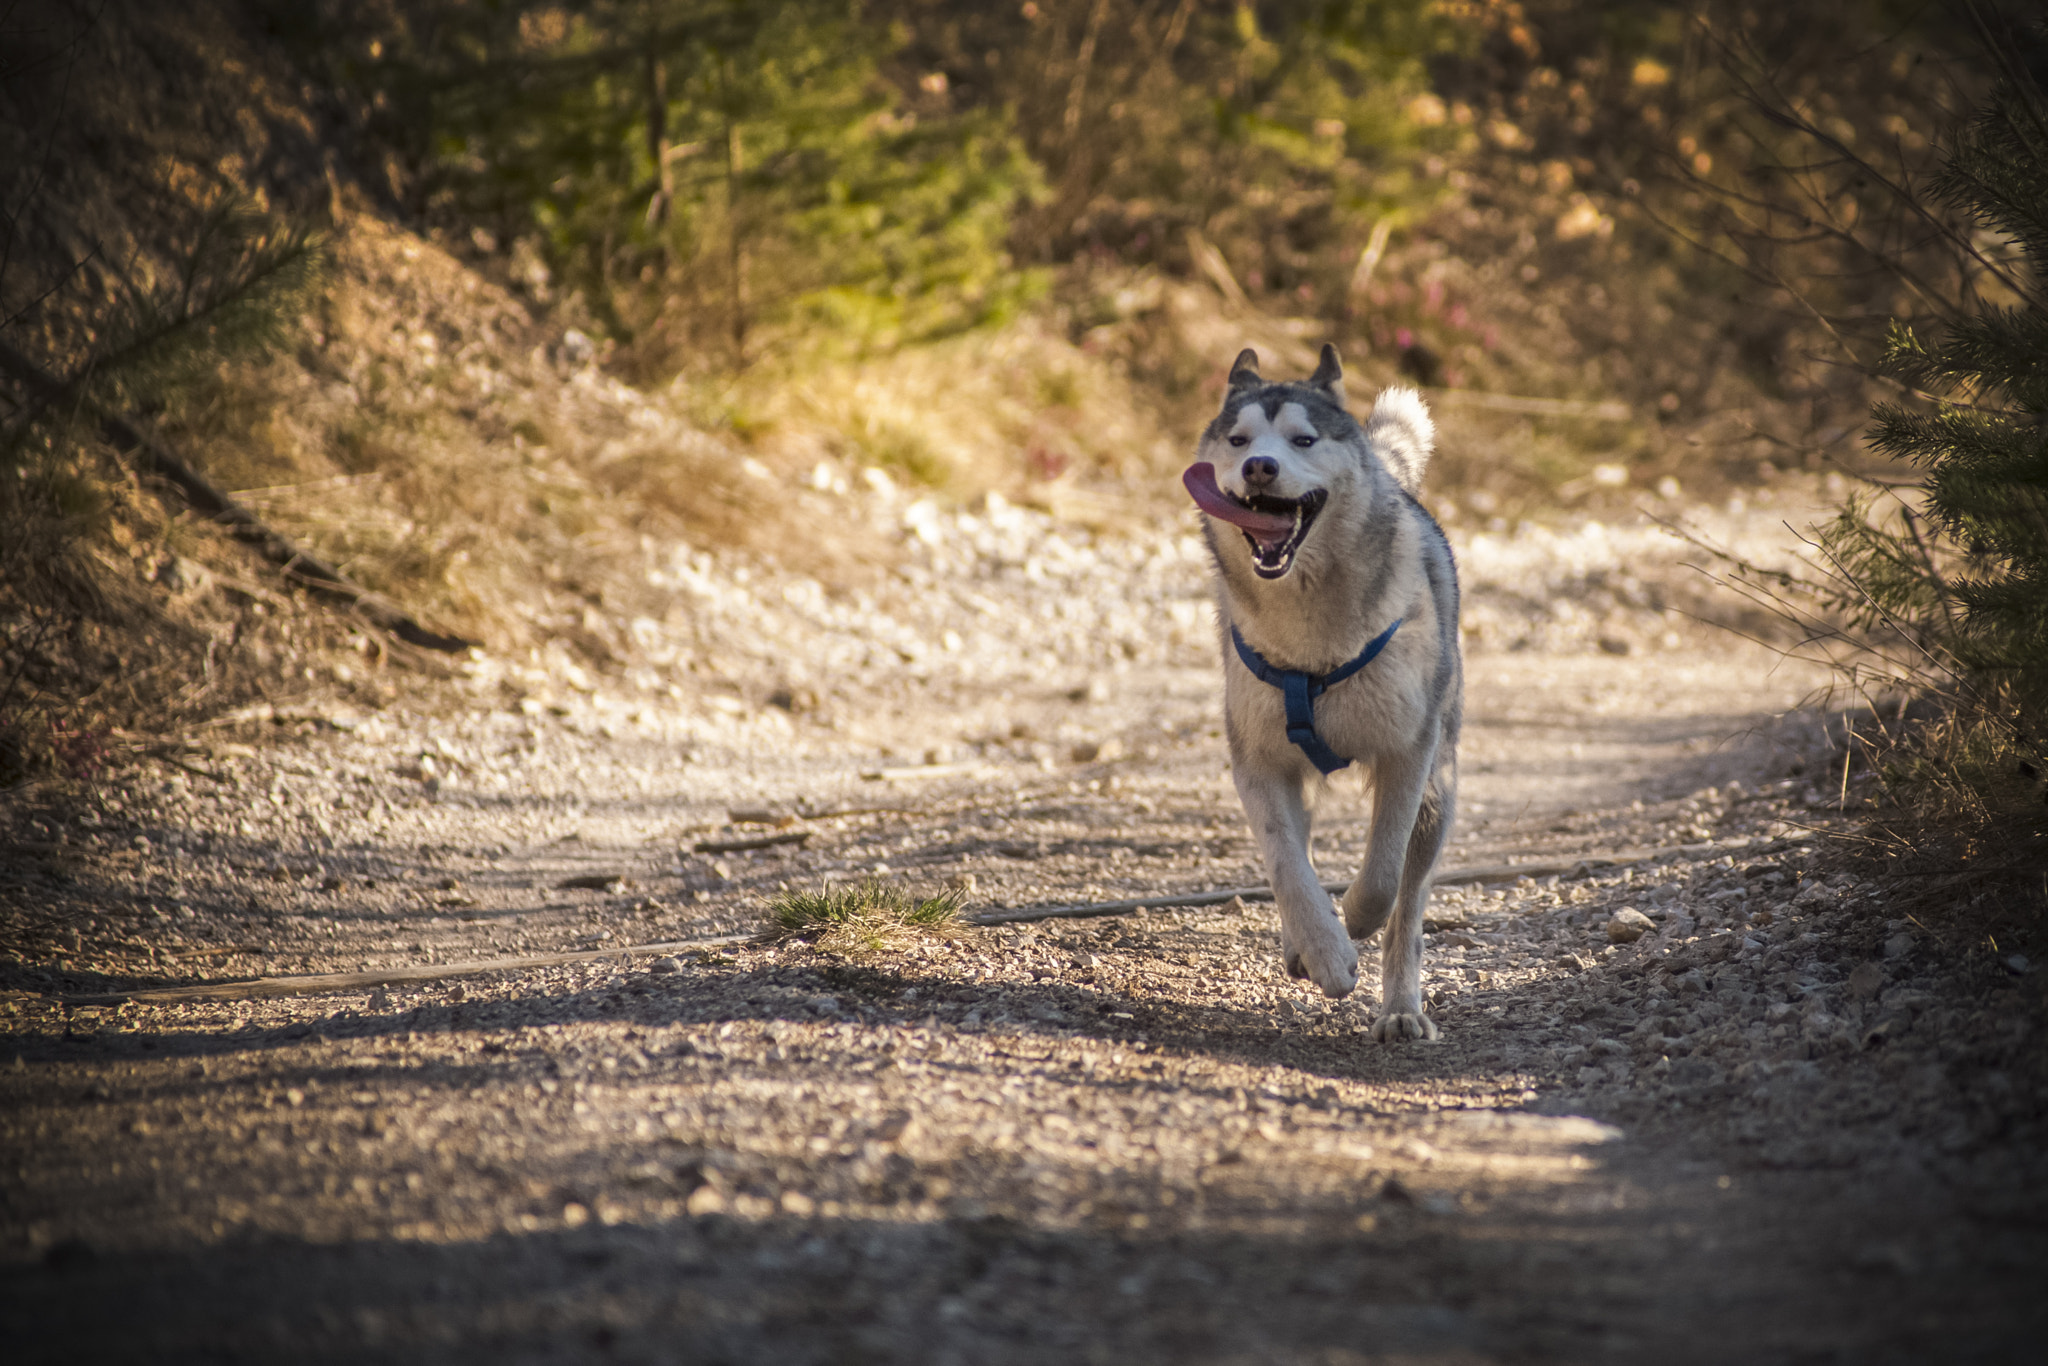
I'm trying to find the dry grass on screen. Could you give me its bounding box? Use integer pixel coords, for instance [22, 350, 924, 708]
[153, 217, 747, 647]
[763, 879, 965, 954]
[158, 215, 1194, 674]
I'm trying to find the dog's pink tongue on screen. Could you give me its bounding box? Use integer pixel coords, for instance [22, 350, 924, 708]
[1182, 462, 1293, 540]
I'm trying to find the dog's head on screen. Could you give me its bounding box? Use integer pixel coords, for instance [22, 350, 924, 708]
[1185, 345, 1431, 581]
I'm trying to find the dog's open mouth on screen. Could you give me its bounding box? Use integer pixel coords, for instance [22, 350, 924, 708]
[1182, 464, 1328, 579]
[1233, 487, 1326, 577]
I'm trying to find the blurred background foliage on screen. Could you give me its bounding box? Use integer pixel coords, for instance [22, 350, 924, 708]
[381, 0, 1052, 370]
[3, 0, 2042, 844]
[302, 0, 1476, 377]
[266, 0, 2000, 487]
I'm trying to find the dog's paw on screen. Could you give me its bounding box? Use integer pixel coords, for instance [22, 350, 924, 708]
[1370, 1011, 1439, 1043]
[1282, 917, 1359, 999]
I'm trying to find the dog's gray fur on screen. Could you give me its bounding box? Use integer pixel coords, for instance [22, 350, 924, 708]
[1193, 345, 1462, 1042]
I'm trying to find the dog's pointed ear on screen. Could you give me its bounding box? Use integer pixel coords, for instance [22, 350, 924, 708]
[1308, 343, 1346, 406]
[1226, 348, 1263, 394]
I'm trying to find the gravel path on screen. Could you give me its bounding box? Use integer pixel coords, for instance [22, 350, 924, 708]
[3, 492, 2043, 1363]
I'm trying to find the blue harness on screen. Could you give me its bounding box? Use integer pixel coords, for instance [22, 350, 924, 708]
[1231, 619, 1402, 775]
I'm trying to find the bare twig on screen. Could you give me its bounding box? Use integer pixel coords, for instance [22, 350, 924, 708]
[693, 830, 811, 854]
[61, 932, 753, 1007]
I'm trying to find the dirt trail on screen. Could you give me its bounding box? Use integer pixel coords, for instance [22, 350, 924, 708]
[3, 495, 2043, 1363]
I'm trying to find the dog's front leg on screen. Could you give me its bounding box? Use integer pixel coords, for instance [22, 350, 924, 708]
[1234, 759, 1358, 999]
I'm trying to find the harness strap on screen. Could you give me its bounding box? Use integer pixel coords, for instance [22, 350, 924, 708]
[1231, 618, 1402, 775]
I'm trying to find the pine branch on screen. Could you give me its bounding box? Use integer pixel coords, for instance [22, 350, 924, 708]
[77, 208, 321, 416]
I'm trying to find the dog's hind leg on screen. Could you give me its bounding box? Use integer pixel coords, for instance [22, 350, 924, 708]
[1341, 739, 1434, 942]
[1234, 759, 1358, 999]
[1372, 745, 1455, 1043]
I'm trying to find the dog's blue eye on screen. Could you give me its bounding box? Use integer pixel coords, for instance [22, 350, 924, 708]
[1293, 435, 1316, 447]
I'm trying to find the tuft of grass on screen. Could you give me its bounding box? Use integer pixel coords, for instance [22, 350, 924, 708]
[764, 879, 965, 953]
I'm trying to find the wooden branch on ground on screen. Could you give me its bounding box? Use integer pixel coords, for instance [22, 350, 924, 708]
[0, 339, 473, 654]
[962, 840, 1740, 926]
[693, 830, 811, 854]
[63, 934, 753, 1008]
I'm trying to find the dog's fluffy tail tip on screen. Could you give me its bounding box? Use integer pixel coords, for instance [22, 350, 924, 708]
[1366, 385, 1435, 490]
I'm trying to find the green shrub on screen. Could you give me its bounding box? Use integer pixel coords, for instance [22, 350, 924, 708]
[1807, 28, 2047, 829]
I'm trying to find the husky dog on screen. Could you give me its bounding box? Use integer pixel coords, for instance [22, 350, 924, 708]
[1183, 345, 1461, 1042]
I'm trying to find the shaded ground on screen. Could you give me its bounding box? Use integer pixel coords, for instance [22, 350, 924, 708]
[3, 502, 2044, 1363]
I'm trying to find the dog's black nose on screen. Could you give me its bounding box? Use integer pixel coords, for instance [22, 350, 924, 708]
[1242, 455, 1279, 488]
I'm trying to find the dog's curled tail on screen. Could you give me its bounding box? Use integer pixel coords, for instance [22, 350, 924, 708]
[1365, 386, 1435, 493]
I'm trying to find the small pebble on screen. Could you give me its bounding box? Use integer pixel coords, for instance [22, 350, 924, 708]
[648, 956, 681, 975]
[1846, 962, 1885, 999]
[807, 994, 841, 1015]
[1606, 908, 1655, 944]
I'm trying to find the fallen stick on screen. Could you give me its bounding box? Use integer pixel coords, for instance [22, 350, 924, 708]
[860, 762, 991, 782]
[693, 830, 811, 854]
[966, 885, 1266, 925]
[728, 783, 1096, 831]
[62, 934, 751, 1008]
[962, 840, 1736, 926]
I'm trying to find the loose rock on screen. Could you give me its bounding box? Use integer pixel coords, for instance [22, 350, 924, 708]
[1607, 908, 1656, 943]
